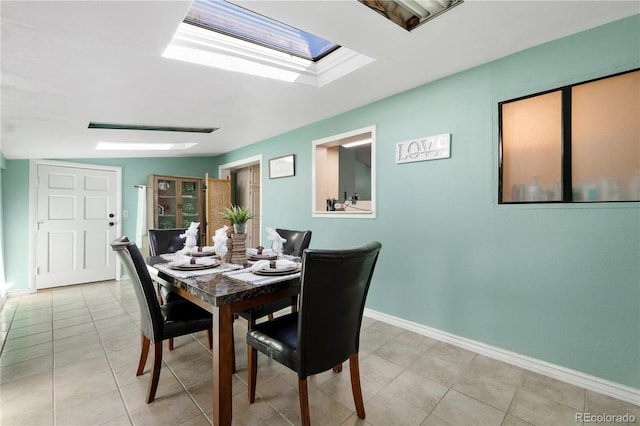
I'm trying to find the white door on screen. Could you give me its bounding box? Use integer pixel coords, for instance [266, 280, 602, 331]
[36, 164, 117, 288]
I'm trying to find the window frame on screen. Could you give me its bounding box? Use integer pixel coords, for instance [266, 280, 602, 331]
[311, 125, 377, 219]
[184, 0, 340, 62]
[498, 68, 640, 205]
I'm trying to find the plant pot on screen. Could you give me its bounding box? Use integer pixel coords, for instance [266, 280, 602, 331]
[233, 223, 247, 234]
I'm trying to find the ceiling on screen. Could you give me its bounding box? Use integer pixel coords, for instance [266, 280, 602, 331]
[1, 1, 638, 160]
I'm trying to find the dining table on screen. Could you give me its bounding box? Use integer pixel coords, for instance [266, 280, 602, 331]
[146, 254, 301, 426]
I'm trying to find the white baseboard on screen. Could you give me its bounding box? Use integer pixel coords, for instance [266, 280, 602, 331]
[364, 308, 640, 406]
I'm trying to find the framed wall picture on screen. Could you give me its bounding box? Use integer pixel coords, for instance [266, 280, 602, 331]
[269, 154, 295, 179]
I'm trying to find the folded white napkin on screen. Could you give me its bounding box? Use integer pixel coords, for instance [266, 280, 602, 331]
[189, 246, 215, 254]
[266, 227, 286, 254]
[183, 257, 218, 266]
[181, 222, 200, 248]
[177, 246, 214, 256]
[246, 247, 275, 256]
[250, 259, 297, 272]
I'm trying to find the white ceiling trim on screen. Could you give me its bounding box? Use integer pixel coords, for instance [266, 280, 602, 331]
[163, 22, 375, 87]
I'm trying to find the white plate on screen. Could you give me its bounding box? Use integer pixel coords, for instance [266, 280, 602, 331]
[170, 260, 221, 270]
[253, 266, 300, 276]
[248, 254, 277, 261]
[187, 248, 216, 257]
[188, 249, 216, 257]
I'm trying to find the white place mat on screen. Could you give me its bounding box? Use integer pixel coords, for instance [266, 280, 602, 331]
[245, 254, 300, 265]
[223, 268, 301, 286]
[154, 260, 243, 279]
[161, 253, 220, 262]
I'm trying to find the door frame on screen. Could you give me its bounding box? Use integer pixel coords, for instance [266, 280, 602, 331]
[218, 155, 262, 244]
[29, 160, 122, 293]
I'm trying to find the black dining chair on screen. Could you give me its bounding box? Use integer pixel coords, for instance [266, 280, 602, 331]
[275, 228, 312, 258]
[238, 229, 312, 326]
[246, 241, 382, 426]
[148, 227, 202, 305]
[148, 228, 200, 256]
[230, 229, 312, 372]
[111, 236, 213, 403]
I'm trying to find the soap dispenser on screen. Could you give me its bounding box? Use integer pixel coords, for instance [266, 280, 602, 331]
[528, 176, 540, 201]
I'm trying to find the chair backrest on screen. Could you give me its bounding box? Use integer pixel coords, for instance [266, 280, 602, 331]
[111, 236, 163, 343]
[148, 228, 200, 256]
[275, 228, 312, 257]
[297, 241, 381, 379]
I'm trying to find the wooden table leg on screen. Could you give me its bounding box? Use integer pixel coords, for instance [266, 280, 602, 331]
[213, 305, 234, 426]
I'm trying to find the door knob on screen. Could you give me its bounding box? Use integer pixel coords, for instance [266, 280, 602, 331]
[109, 213, 115, 218]
[109, 222, 115, 227]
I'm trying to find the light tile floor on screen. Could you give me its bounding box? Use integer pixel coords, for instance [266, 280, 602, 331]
[1, 280, 638, 425]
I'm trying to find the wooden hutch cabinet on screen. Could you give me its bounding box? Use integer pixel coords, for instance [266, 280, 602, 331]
[147, 174, 203, 230]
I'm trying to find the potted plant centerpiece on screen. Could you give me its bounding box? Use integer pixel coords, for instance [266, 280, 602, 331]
[221, 205, 255, 234]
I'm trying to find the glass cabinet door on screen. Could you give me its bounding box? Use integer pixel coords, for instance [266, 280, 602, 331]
[180, 180, 200, 228]
[157, 178, 177, 228]
[147, 175, 203, 231]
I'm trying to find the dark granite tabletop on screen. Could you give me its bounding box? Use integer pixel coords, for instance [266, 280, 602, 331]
[146, 256, 300, 307]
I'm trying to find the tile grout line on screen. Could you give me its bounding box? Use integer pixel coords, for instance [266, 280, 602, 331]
[0, 301, 18, 356]
[50, 293, 57, 426]
[53, 289, 88, 426]
[427, 350, 481, 425]
[162, 341, 214, 426]
[501, 365, 527, 426]
[104, 282, 138, 426]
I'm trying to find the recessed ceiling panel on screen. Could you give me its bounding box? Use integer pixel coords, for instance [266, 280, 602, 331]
[358, 0, 463, 31]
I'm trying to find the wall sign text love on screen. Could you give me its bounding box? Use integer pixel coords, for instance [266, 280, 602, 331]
[396, 133, 451, 164]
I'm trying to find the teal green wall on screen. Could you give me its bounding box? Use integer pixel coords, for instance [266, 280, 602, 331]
[0, 153, 6, 306]
[1, 16, 638, 388]
[213, 16, 640, 388]
[2, 160, 29, 294]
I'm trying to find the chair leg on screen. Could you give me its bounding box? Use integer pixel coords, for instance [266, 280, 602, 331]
[207, 329, 213, 349]
[168, 338, 174, 351]
[237, 317, 254, 374]
[232, 354, 237, 374]
[247, 345, 258, 403]
[137, 334, 150, 376]
[267, 313, 274, 321]
[349, 354, 365, 419]
[146, 342, 163, 403]
[333, 363, 343, 373]
[298, 378, 311, 426]
[231, 335, 236, 374]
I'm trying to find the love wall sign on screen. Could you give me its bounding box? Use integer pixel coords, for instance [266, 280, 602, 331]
[396, 133, 451, 164]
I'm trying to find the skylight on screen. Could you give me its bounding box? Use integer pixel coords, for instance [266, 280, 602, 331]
[163, 0, 374, 87]
[185, 0, 339, 62]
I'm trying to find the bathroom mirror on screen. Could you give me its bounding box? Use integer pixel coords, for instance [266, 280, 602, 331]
[312, 125, 376, 218]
